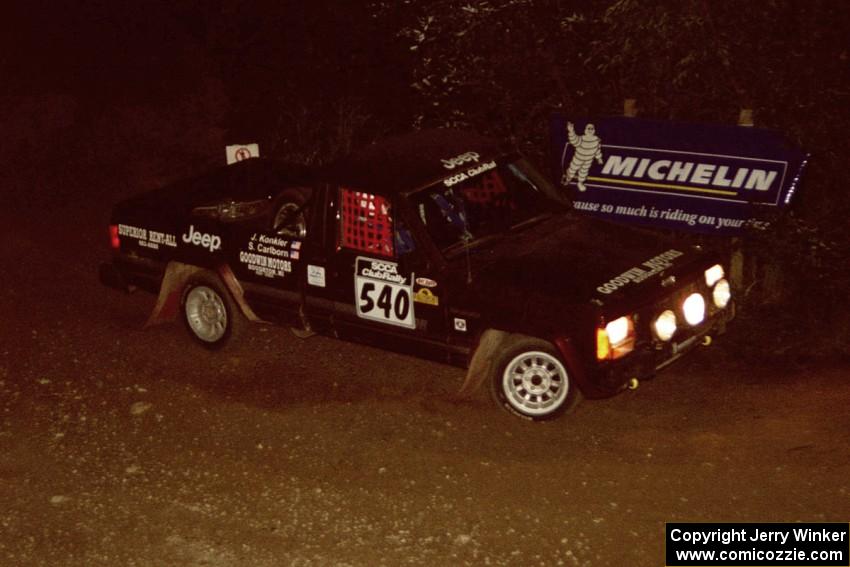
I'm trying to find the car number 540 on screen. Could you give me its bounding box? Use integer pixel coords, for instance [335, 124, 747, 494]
[355, 276, 415, 329]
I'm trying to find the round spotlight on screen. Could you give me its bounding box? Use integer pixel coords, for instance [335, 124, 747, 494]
[704, 264, 725, 287]
[713, 278, 731, 309]
[654, 310, 677, 341]
[682, 293, 706, 326]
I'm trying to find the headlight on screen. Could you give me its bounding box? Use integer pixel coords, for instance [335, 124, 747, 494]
[605, 316, 631, 345]
[705, 264, 724, 287]
[712, 278, 731, 309]
[653, 310, 677, 341]
[597, 316, 635, 361]
[682, 293, 706, 326]
[192, 198, 271, 221]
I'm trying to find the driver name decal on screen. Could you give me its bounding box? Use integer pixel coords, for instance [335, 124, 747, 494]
[239, 232, 300, 279]
[596, 249, 684, 295]
[247, 233, 301, 259]
[355, 257, 415, 329]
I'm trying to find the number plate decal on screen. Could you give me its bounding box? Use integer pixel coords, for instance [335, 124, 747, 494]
[354, 257, 415, 329]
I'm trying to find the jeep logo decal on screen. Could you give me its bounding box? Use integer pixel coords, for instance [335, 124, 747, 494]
[181, 225, 222, 252]
[441, 151, 480, 170]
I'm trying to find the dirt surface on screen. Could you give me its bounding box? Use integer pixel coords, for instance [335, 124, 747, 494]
[1, 197, 849, 567]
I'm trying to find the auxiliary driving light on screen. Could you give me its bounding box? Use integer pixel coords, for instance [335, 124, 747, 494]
[682, 293, 706, 326]
[705, 264, 724, 287]
[653, 309, 677, 341]
[712, 278, 731, 309]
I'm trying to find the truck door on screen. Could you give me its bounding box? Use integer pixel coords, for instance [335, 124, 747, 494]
[227, 188, 310, 326]
[324, 187, 451, 361]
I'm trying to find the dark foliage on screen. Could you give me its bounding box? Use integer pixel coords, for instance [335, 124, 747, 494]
[3, 1, 848, 352]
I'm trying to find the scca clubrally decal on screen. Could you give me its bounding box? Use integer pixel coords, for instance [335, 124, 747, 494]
[354, 257, 415, 329]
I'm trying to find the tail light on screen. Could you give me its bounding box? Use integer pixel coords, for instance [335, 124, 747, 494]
[109, 225, 120, 250]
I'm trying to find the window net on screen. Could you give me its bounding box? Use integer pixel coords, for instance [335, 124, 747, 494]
[339, 188, 394, 257]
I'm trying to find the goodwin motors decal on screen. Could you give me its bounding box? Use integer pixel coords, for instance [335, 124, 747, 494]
[595, 249, 684, 295]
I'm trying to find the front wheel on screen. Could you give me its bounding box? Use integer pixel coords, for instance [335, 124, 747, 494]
[181, 273, 243, 350]
[489, 337, 582, 420]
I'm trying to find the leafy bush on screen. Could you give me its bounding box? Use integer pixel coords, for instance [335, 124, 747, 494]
[383, 0, 850, 353]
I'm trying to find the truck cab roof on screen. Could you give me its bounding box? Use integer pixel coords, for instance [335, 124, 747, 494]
[322, 129, 505, 195]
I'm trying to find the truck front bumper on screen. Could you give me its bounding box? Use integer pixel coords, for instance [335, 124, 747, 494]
[589, 302, 736, 397]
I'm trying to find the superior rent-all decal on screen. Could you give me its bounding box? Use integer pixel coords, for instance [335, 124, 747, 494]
[239, 232, 299, 279]
[118, 224, 177, 250]
[596, 249, 683, 295]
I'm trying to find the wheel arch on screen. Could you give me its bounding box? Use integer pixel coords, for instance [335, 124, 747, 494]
[487, 333, 584, 420]
[456, 328, 510, 398]
[144, 261, 262, 327]
[457, 328, 591, 399]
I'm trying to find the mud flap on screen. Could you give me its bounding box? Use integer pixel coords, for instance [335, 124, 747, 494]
[215, 264, 262, 323]
[144, 262, 261, 327]
[455, 329, 509, 399]
[144, 263, 201, 327]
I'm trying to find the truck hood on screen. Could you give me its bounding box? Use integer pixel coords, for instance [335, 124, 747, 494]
[460, 214, 706, 308]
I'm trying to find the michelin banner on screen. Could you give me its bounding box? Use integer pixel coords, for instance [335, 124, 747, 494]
[550, 115, 808, 235]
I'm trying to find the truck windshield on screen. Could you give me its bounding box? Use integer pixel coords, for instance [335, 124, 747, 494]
[408, 158, 557, 255]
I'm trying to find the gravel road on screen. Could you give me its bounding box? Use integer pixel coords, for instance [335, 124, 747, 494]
[1, 202, 848, 566]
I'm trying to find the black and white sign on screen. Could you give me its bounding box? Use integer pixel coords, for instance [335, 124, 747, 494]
[226, 143, 260, 165]
[355, 257, 415, 329]
[550, 115, 809, 235]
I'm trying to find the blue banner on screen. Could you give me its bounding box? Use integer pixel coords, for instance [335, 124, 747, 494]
[550, 115, 809, 235]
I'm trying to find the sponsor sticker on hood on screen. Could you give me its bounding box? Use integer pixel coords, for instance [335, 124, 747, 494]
[596, 249, 684, 295]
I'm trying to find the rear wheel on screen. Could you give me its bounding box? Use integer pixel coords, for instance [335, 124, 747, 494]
[489, 336, 581, 420]
[182, 273, 243, 349]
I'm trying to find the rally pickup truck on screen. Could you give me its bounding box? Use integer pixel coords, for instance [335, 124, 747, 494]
[100, 130, 734, 420]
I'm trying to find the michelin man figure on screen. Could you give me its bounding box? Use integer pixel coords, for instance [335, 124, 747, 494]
[561, 122, 603, 192]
